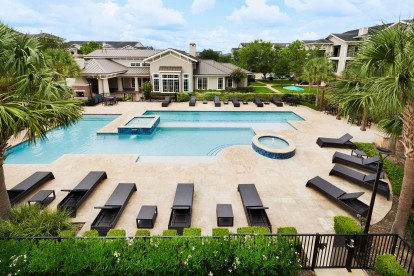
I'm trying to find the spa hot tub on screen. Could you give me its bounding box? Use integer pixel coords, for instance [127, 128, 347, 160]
[252, 134, 296, 159]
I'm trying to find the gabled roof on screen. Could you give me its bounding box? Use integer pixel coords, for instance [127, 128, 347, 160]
[194, 59, 251, 75]
[303, 39, 333, 44]
[86, 49, 163, 59]
[83, 59, 127, 75]
[143, 48, 198, 62]
[67, 41, 145, 49]
[123, 67, 150, 76]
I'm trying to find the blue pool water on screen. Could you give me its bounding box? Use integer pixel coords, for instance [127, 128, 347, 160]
[283, 86, 304, 91]
[144, 111, 303, 123]
[258, 136, 289, 149]
[6, 115, 255, 164]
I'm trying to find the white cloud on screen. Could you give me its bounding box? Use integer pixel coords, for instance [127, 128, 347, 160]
[284, 0, 360, 15]
[227, 0, 290, 24]
[191, 0, 215, 14]
[295, 31, 319, 40]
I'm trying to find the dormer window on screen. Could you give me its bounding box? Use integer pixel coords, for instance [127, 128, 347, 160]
[130, 62, 141, 67]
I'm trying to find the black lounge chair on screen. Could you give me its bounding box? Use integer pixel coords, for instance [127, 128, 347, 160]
[329, 164, 390, 200]
[271, 95, 283, 107]
[332, 151, 381, 173]
[189, 95, 196, 106]
[8, 172, 55, 205]
[162, 96, 170, 107]
[232, 96, 240, 107]
[214, 96, 221, 107]
[238, 184, 272, 232]
[168, 183, 194, 235]
[316, 133, 356, 149]
[254, 96, 264, 107]
[306, 176, 369, 217]
[91, 183, 137, 236]
[58, 171, 107, 217]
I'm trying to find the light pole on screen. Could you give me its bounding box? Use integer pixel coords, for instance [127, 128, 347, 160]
[363, 146, 393, 234]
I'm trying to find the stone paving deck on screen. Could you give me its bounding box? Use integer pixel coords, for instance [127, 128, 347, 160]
[5, 100, 391, 236]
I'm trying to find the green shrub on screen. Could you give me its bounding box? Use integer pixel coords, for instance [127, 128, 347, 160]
[212, 228, 230, 236]
[355, 142, 404, 195]
[375, 254, 408, 276]
[82, 230, 99, 237]
[277, 227, 298, 234]
[183, 228, 201, 236]
[0, 204, 73, 237]
[237, 226, 271, 234]
[106, 229, 126, 237]
[334, 216, 362, 234]
[135, 229, 150, 236]
[176, 92, 191, 102]
[59, 230, 76, 237]
[162, 229, 178, 236]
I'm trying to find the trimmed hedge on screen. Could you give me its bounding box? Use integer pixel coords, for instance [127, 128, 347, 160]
[237, 226, 271, 234]
[0, 236, 301, 274]
[106, 229, 126, 237]
[277, 227, 301, 252]
[212, 228, 230, 236]
[277, 227, 298, 234]
[135, 229, 151, 236]
[334, 216, 362, 234]
[83, 230, 99, 237]
[375, 254, 408, 276]
[59, 230, 76, 237]
[162, 230, 178, 236]
[183, 228, 201, 236]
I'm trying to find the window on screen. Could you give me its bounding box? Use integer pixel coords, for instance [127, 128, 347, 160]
[131, 78, 135, 88]
[142, 62, 150, 67]
[183, 74, 189, 92]
[227, 78, 233, 88]
[218, 77, 224, 90]
[130, 62, 141, 67]
[197, 77, 208, 90]
[153, 74, 159, 92]
[162, 74, 180, 92]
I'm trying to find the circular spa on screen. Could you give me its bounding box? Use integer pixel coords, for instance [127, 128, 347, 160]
[252, 134, 296, 159]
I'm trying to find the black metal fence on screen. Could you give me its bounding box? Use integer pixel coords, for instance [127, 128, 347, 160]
[3, 233, 414, 274]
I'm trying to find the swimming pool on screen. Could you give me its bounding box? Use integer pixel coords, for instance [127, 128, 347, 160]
[144, 111, 303, 123]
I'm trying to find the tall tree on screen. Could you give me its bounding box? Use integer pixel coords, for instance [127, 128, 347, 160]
[0, 23, 83, 219]
[44, 49, 81, 81]
[80, 41, 102, 55]
[198, 49, 220, 61]
[237, 40, 277, 79]
[35, 32, 65, 51]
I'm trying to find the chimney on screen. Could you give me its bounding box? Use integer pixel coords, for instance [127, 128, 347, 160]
[189, 43, 196, 57]
[358, 27, 369, 36]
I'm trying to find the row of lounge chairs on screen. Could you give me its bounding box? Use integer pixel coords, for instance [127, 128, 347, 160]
[161, 95, 284, 108]
[7, 173, 272, 235]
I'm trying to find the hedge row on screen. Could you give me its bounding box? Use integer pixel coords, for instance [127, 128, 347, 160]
[1, 237, 301, 275]
[334, 216, 362, 234]
[375, 254, 409, 276]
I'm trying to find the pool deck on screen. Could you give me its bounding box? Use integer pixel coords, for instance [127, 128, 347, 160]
[5, 100, 392, 236]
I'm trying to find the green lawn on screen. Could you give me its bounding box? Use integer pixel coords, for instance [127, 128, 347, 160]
[254, 86, 275, 93]
[248, 81, 267, 86]
[260, 79, 295, 85]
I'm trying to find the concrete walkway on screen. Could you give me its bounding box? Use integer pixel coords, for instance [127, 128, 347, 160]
[314, 268, 367, 275]
[252, 80, 282, 93]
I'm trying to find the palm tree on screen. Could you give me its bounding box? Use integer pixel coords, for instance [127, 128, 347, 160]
[44, 48, 81, 81]
[0, 23, 83, 219]
[351, 22, 414, 236]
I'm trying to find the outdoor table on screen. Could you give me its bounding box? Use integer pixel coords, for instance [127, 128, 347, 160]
[216, 204, 234, 226]
[136, 205, 158, 228]
[28, 190, 55, 207]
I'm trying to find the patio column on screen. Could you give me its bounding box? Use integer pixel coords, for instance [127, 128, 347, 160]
[98, 79, 103, 94]
[134, 77, 138, 91]
[103, 78, 110, 94]
[117, 77, 123, 92]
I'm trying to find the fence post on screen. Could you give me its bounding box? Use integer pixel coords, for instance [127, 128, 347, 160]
[391, 234, 399, 256]
[345, 235, 356, 272]
[311, 233, 320, 270]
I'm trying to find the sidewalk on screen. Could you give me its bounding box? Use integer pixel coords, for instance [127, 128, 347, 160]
[254, 80, 282, 93]
[314, 268, 367, 275]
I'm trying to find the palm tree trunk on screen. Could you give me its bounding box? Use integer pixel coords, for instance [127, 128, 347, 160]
[391, 104, 414, 237]
[360, 108, 367, 131]
[0, 164, 12, 220]
[319, 88, 325, 111]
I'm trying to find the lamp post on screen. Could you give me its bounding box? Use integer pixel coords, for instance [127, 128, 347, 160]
[363, 146, 393, 234]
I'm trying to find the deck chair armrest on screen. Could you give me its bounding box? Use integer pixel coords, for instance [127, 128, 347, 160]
[246, 206, 269, 210]
[171, 206, 190, 210]
[94, 206, 120, 210]
[338, 192, 364, 200]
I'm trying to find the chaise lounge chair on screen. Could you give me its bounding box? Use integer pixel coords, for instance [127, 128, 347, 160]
[332, 151, 381, 173]
[233, 96, 240, 107]
[91, 183, 137, 236]
[271, 95, 283, 107]
[329, 164, 390, 200]
[162, 96, 171, 107]
[189, 95, 196, 106]
[306, 176, 369, 217]
[8, 172, 55, 205]
[254, 96, 264, 107]
[238, 184, 272, 232]
[58, 171, 107, 217]
[214, 96, 221, 107]
[168, 183, 194, 235]
[316, 133, 356, 149]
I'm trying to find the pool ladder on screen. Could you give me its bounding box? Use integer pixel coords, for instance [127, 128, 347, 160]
[207, 144, 233, 156]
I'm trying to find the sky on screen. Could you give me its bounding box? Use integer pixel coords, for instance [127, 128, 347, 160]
[1, 0, 413, 53]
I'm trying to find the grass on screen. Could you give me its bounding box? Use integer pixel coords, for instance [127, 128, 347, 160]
[259, 79, 295, 85]
[253, 86, 275, 93]
[248, 81, 266, 86]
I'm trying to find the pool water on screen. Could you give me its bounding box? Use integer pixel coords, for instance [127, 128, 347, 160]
[258, 136, 289, 149]
[283, 86, 304, 91]
[144, 111, 303, 123]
